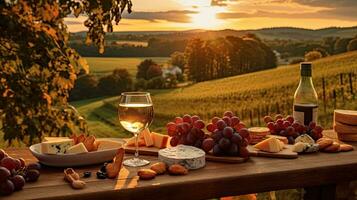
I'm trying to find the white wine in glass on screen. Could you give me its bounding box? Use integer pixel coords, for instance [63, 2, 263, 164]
[118, 92, 154, 167]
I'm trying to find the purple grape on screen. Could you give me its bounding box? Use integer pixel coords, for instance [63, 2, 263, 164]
[287, 136, 295, 144]
[27, 163, 41, 170]
[222, 116, 231, 126]
[231, 133, 242, 145]
[202, 138, 215, 152]
[0, 179, 14, 195]
[223, 111, 234, 118]
[211, 130, 223, 142]
[9, 175, 25, 190]
[216, 120, 227, 131]
[0, 167, 11, 183]
[213, 144, 223, 156]
[25, 169, 40, 182]
[218, 137, 231, 151]
[186, 133, 196, 145]
[228, 144, 239, 156]
[222, 127, 234, 138]
[194, 139, 203, 148]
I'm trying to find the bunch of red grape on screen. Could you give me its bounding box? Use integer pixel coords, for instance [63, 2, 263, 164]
[264, 114, 323, 144]
[167, 114, 208, 148]
[203, 111, 250, 157]
[0, 149, 41, 196]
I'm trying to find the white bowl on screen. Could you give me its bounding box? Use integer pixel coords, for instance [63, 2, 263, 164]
[29, 138, 126, 167]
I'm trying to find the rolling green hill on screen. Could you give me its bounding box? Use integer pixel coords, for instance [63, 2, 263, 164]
[86, 57, 169, 77]
[73, 51, 357, 137]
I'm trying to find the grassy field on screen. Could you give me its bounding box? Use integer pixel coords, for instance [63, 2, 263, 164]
[78, 51, 357, 136]
[85, 57, 169, 77]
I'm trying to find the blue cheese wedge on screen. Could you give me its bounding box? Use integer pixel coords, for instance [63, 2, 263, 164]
[41, 139, 74, 154]
[66, 142, 88, 154]
[158, 145, 205, 170]
[295, 134, 315, 145]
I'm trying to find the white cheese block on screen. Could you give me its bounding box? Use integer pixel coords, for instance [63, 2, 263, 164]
[66, 142, 88, 154]
[292, 142, 307, 153]
[41, 139, 74, 154]
[158, 145, 205, 170]
[97, 140, 123, 151]
[295, 134, 315, 145]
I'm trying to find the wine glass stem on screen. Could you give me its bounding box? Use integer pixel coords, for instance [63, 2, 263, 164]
[134, 132, 139, 159]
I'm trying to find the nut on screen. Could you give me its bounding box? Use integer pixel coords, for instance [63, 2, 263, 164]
[317, 138, 333, 150]
[137, 169, 157, 180]
[168, 164, 188, 176]
[83, 135, 96, 152]
[106, 148, 125, 179]
[339, 144, 354, 152]
[71, 180, 86, 189]
[323, 142, 340, 153]
[150, 162, 167, 175]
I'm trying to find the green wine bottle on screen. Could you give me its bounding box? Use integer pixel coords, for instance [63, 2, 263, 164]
[293, 62, 318, 126]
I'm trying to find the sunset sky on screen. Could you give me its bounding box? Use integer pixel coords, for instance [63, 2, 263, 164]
[65, 0, 357, 32]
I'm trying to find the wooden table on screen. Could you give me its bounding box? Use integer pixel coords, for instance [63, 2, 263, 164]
[3, 130, 357, 200]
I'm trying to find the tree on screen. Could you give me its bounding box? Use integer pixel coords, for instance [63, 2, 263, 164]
[98, 69, 133, 96]
[334, 38, 352, 54]
[347, 39, 357, 51]
[69, 75, 99, 101]
[146, 65, 163, 80]
[305, 50, 322, 61]
[0, 0, 132, 143]
[136, 59, 157, 80]
[170, 51, 186, 71]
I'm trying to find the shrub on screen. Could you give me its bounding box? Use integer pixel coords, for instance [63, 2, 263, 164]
[135, 78, 148, 90]
[136, 59, 157, 80]
[147, 76, 165, 89]
[347, 39, 357, 51]
[98, 69, 133, 96]
[146, 65, 163, 80]
[305, 51, 322, 61]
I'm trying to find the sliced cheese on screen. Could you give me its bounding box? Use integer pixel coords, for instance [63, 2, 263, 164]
[141, 128, 154, 147]
[97, 140, 123, 151]
[266, 135, 288, 144]
[41, 139, 74, 154]
[158, 145, 205, 169]
[254, 137, 284, 153]
[151, 132, 169, 149]
[334, 110, 357, 125]
[66, 142, 88, 154]
[43, 137, 70, 142]
[334, 121, 357, 134]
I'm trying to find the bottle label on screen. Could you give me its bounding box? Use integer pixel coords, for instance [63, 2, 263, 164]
[293, 104, 318, 125]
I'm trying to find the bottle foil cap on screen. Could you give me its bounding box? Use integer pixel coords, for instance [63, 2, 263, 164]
[300, 62, 312, 76]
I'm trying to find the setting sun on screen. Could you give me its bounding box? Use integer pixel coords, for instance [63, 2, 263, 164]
[190, 6, 225, 29]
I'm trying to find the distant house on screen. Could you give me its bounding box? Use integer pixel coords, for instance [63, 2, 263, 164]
[162, 65, 182, 78]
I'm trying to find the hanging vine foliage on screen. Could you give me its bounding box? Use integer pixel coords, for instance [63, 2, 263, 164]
[0, 0, 132, 144]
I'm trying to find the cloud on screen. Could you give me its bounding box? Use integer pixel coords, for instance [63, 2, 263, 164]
[211, 0, 238, 6]
[122, 10, 197, 23]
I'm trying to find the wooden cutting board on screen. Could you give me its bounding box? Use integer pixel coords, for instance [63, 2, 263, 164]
[247, 145, 298, 159]
[124, 145, 248, 164]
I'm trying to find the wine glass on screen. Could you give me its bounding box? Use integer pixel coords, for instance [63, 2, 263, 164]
[118, 92, 154, 167]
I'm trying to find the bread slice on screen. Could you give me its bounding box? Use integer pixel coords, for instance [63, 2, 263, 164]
[334, 110, 357, 126]
[334, 121, 357, 134]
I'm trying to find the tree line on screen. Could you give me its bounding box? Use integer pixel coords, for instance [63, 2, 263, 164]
[184, 35, 277, 82]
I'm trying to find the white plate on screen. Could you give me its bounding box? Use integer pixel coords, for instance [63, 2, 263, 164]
[29, 138, 126, 167]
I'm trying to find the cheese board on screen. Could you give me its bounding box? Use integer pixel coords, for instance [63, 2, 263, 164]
[247, 145, 298, 159]
[124, 145, 249, 164]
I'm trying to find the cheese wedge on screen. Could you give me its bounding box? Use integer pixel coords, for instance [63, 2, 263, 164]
[66, 142, 88, 154]
[141, 128, 154, 147]
[254, 137, 284, 153]
[266, 135, 288, 144]
[126, 137, 146, 147]
[97, 140, 123, 151]
[334, 121, 357, 134]
[151, 132, 169, 149]
[41, 139, 74, 154]
[334, 110, 357, 125]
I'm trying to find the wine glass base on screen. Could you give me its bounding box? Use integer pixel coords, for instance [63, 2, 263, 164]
[123, 158, 150, 167]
